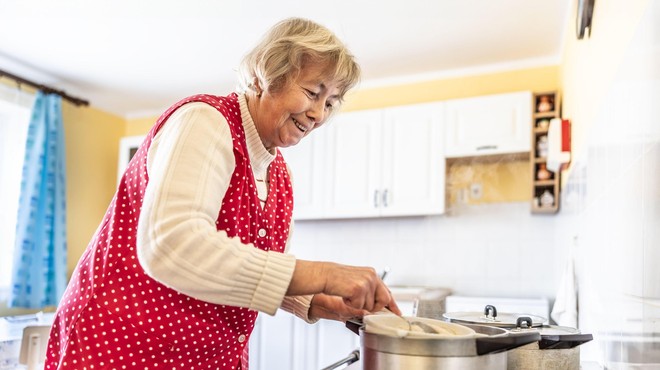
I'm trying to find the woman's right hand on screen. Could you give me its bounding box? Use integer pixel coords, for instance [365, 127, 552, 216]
[287, 260, 400, 315]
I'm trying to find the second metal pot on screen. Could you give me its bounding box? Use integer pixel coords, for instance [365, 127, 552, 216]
[443, 305, 593, 370]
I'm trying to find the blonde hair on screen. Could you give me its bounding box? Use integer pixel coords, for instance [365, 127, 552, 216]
[237, 17, 360, 102]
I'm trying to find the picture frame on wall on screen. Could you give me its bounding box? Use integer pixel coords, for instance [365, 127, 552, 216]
[117, 135, 145, 184]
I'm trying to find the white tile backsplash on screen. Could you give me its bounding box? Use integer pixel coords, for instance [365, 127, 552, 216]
[291, 202, 559, 299]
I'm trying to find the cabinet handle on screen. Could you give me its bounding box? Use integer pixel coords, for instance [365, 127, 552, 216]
[382, 189, 388, 207]
[476, 145, 498, 151]
[373, 190, 380, 208]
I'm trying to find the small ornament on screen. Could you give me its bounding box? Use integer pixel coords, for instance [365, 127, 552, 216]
[537, 163, 551, 181]
[537, 135, 549, 158]
[537, 95, 554, 113]
[537, 119, 550, 130]
[540, 190, 555, 208]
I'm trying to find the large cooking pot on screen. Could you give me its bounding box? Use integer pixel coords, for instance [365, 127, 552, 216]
[443, 305, 593, 370]
[343, 315, 540, 370]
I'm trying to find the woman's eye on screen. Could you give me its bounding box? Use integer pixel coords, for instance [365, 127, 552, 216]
[305, 89, 318, 98]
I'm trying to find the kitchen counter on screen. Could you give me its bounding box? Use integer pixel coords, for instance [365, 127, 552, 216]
[0, 313, 54, 369]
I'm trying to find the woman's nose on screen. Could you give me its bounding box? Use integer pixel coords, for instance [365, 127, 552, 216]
[307, 100, 325, 125]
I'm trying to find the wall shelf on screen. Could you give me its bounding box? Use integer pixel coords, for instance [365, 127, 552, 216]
[530, 91, 561, 214]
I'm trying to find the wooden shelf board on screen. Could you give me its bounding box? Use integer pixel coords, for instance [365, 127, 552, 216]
[533, 112, 558, 118]
[531, 206, 559, 214]
[534, 180, 557, 186]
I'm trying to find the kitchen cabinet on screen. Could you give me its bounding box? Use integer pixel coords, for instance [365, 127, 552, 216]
[444, 91, 532, 158]
[283, 102, 445, 219]
[249, 312, 359, 370]
[323, 109, 383, 218]
[280, 132, 328, 220]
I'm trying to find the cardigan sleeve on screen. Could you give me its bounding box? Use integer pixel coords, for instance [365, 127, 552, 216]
[137, 102, 296, 316]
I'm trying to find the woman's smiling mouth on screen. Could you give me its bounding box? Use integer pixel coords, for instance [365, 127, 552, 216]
[292, 118, 307, 132]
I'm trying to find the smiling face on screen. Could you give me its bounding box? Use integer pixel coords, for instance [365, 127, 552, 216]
[249, 61, 342, 150]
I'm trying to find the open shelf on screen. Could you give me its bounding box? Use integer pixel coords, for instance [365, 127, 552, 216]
[530, 91, 561, 214]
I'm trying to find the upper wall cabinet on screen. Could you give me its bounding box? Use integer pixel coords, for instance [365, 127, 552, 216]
[282, 102, 445, 220]
[380, 103, 445, 217]
[444, 91, 532, 158]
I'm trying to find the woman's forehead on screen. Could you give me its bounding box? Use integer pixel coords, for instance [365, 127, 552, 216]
[297, 63, 342, 90]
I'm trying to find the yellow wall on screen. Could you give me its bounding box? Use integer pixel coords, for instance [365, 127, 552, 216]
[559, 0, 650, 176]
[125, 115, 157, 136]
[344, 66, 560, 112]
[63, 103, 125, 275]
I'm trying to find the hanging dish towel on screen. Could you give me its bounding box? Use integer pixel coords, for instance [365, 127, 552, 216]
[546, 118, 571, 173]
[551, 238, 578, 327]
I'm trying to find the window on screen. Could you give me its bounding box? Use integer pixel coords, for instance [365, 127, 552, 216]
[0, 86, 33, 297]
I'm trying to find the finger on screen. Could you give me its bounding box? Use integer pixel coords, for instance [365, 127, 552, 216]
[385, 297, 403, 316]
[372, 283, 393, 313]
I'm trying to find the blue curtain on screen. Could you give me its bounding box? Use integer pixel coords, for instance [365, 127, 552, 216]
[10, 91, 67, 308]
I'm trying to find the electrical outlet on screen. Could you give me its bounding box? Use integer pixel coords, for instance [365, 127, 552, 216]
[470, 183, 482, 200]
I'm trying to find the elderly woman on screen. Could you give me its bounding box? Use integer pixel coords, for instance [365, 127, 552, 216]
[46, 17, 399, 369]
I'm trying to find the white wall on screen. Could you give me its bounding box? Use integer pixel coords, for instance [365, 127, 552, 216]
[554, 1, 660, 365]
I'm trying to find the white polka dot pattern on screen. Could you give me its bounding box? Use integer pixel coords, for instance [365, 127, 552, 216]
[45, 94, 294, 369]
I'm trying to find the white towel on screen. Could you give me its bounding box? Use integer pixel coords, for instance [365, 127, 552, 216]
[551, 237, 578, 327]
[546, 118, 561, 173]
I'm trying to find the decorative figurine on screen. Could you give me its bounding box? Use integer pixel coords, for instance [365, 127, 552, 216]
[537, 119, 550, 130]
[540, 190, 555, 208]
[537, 95, 554, 113]
[537, 163, 551, 181]
[537, 135, 549, 158]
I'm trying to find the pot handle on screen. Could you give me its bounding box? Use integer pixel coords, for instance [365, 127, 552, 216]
[484, 305, 498, 319]
[516, 316, 533, 328]
[321, 349, 360, 370]
[345, 318, 362, 336]
[538, 333, 594, 349]
[475, 331, 541, 355]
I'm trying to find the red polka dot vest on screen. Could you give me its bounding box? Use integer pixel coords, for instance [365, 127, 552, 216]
[46, 93, 294, 369]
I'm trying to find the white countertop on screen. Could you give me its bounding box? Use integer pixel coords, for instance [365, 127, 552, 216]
[0, 313, 54, 369]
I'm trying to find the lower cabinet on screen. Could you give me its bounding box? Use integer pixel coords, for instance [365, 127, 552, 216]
[249, 313, 359, 370]
[282, 102, 446, 220]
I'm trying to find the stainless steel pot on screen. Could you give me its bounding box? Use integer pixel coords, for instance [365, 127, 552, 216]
[444, 305, 593, 370]
[344, 320, 540, 370]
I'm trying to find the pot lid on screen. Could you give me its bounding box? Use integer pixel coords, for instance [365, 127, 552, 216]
[443, 304, 546, 328]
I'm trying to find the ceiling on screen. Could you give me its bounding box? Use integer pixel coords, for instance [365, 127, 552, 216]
[0, 0, 571, 118]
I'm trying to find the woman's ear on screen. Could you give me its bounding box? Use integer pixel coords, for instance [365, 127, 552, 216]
[253, 78, 263, 97]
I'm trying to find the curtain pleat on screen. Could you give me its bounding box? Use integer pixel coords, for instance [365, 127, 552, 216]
[10, 91, 67, 308]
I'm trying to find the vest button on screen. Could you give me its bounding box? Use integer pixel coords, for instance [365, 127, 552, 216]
[238, 334, 246, 343]
[258, 228, 266, 237]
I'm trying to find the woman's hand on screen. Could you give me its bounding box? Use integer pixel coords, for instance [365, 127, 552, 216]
[308, 294, 367, 321]
[286, 260, 401, 315]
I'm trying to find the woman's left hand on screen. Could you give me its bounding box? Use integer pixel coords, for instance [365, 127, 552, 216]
[308, 294, 368, 322]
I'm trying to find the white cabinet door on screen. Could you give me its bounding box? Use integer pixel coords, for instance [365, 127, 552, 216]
[316, 320, 360, 369]
[280, 132, 327, 220]
[280, 104, 446, 219]
[381, 102, 445, 216]
[324, 109, 383, 218]
[250, 314, 358, 370]
[444, 91, 532, 157]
